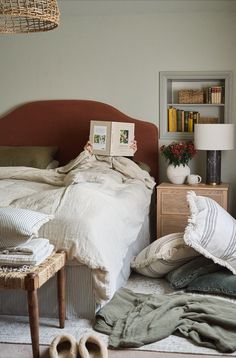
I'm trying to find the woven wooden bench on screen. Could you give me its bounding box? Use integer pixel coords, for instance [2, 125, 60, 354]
[0, 250, 66, 358]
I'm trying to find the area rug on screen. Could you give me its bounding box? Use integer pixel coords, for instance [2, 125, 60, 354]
[0, 315, 235, 356]
[0, 274, 236, 356]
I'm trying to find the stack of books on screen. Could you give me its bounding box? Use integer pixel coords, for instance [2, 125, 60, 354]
[168, 107, 200, 133]
[168, 103, 220, 133]
[205, 86, 224, 104]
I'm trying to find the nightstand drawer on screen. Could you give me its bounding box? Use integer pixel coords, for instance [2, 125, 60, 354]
[159, 215, 188, 236]
[156, 183, 229, 238]
[161, 191, 189, 215]
[160, 190, 227, 215]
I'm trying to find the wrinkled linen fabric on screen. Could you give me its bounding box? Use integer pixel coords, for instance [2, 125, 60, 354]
[0, 241, 54, 266]
[0, 238, 51, 256]
[94, 288, 236, 353]
[0, 150, 155, 190]
[0, 151, 155, 303]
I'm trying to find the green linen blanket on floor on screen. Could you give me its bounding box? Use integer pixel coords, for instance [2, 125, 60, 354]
[94, 288, 236, 353]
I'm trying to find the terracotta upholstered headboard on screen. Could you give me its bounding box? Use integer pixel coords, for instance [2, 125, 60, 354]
[0, 100, 159, 181]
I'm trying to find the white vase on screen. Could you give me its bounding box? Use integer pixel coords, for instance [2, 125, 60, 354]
[167, 164, 190, 185]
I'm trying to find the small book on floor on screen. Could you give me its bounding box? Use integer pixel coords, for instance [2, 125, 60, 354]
[89, 120, 135, 156]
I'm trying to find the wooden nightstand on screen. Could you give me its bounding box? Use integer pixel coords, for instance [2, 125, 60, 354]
[156, 182, 229, 238]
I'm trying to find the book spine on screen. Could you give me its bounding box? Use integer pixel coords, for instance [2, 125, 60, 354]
[188, 112, 193, 132]
[168, 107, 177, 132]
[208, 87, 212, 104]
[213, 87, 215, 104]
[181, 110, 185, 132]
[168, 107, 173, 132]
[193, 111, 199, 131]
[212, 87, 215, 104]
[204, 88, 208, 104]
[172, 108, 177, 132]
[221, 86, 225, 104]
[184, 111, 189, 132]
[217, 87, 220, 103]
[177, 109, 182, 132]
[218, 86, 222, 103]
[215, 86, 223, 104]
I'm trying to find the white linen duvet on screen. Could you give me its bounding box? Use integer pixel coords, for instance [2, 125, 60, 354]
[0, 150, 155, 304]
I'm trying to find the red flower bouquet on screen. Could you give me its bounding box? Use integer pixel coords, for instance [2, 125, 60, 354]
[160, 141, 197, 167]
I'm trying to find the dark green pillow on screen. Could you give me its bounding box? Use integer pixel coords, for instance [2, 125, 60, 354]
[186, 270, 236, 297]
[166, 256, 222, 289]
[0, 146, 58, 169]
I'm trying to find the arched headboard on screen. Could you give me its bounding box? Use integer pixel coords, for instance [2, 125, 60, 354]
[0, 100, 159, 181]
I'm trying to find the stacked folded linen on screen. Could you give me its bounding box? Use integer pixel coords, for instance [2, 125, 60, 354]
[0, 238, 54, 266]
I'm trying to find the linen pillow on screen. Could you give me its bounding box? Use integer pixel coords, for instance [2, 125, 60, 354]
[184, 191, 236, 274]
[131, 232, 199, 278]
[186, 270, 236, 297]
[166, 256, 222, 289]
[0, 207, 53, 248]
[0, 146, 58, 169]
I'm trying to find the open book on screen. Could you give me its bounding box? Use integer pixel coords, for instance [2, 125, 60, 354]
[89, 121, 135, 156]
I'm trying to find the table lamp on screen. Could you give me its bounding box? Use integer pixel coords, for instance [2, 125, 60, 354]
[194, 123, 234, 185]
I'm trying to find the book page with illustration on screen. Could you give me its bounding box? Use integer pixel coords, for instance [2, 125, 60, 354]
[90, 121, 135, 156]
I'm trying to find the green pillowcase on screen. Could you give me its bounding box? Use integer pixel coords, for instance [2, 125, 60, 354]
[166, 256, 222, 289]
[0, 146, 58, 169]
[186, 270, 236, 297]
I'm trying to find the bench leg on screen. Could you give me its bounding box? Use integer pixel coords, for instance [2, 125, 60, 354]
[57, 265, 66, 328]
[27, 289, 40, 358]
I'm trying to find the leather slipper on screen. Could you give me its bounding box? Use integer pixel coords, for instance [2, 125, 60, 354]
[49, 334, 77, 358]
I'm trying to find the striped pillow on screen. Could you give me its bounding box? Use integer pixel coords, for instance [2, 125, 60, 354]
[184, 191, 236, 275]
[131, 232, 199, 278]
[0, 207, 53, 249]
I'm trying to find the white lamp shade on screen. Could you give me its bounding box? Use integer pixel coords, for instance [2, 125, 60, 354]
[194, 124, 234, 150]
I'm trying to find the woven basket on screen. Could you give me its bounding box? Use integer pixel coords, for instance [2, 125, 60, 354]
[178, 90, 204, 104]
[0, 0, 60, 33]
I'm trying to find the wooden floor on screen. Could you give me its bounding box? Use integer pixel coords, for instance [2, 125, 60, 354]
[0, 343, 231, 358]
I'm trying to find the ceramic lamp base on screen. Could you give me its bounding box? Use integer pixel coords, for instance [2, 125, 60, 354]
[206, 150, 221, 185]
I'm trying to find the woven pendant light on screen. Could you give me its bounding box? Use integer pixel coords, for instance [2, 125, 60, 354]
[0, 0, 60, 33]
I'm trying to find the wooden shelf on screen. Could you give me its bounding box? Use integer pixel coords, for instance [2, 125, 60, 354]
[168, 103, 225, 107]
[159, 71, 232, 140]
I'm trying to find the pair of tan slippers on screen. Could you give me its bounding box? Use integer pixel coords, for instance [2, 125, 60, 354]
[49, 332, 108, 358]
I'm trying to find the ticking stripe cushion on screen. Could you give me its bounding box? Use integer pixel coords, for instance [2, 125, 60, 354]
[184, 191, 236, 275]
[131, 232, 199, 278]
[0, 207, 53, 249]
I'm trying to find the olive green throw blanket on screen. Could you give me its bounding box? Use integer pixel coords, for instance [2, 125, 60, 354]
[94, 288, 236, 353]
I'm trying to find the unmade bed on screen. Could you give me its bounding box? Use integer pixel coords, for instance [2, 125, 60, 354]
[0, 100, 159, 319]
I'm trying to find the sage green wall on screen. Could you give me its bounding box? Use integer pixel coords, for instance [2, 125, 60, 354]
[0, 0, 236, 213]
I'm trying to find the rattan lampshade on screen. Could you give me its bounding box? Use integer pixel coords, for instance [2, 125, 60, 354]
[0, 0, 60, 33]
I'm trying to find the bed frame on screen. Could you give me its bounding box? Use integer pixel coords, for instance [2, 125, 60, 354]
[0, 100, 159, 182]
[0, 100, 159, 319]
